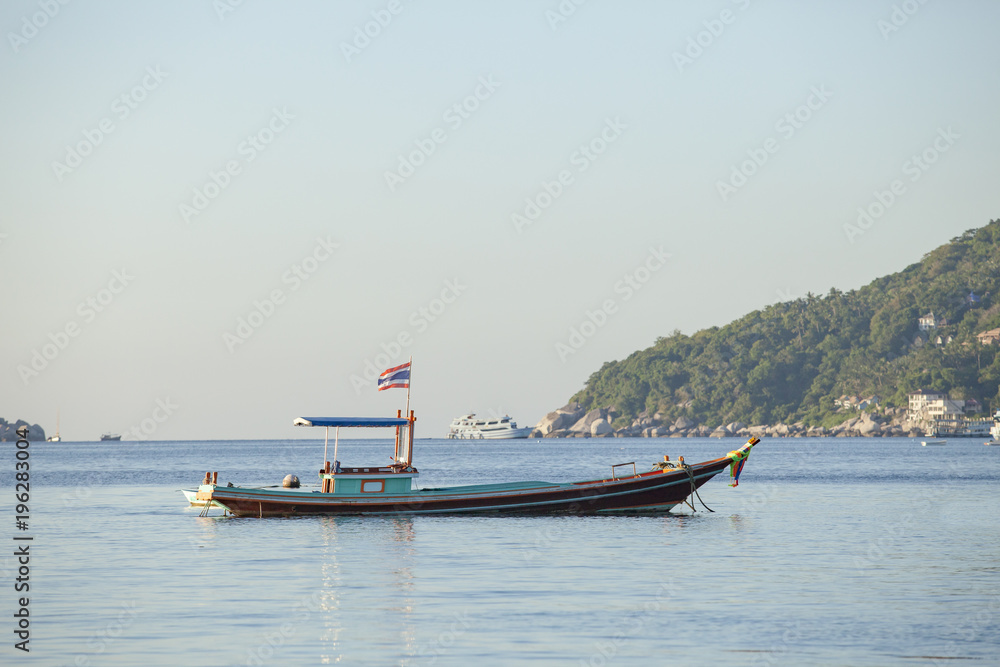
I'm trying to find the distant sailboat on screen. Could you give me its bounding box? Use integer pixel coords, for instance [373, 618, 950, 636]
[47, 410, 61, 442]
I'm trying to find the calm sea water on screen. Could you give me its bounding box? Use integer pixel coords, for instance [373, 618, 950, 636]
[4, 437, 999, 666]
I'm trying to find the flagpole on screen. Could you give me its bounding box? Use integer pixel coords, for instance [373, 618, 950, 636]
[404, 356, 412, 464]
[404, 355, 412, 420]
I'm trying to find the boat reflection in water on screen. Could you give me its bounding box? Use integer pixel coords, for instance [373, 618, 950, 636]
[316, 515, 417, 663]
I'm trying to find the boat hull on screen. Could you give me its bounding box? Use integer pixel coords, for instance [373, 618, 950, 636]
[196, 457, 732, 517]
[447, 427, 532, 439]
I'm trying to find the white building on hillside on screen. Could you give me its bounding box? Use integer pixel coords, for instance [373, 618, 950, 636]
[908, 389, 944, 415]
[918, 312, 947, 331]
[907, 389, 965, 420]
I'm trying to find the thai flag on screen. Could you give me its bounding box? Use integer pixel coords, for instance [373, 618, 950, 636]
[378, 362, 411, 391]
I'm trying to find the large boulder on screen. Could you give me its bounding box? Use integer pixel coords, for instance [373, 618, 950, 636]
[590, 419, 614, 437]
[570, 408, 607, 434]
[674, 416, 695, 430]
[857, 415, 882, 436]
[536, 412, 572, 435]
[535, 402, 586, 435]
[709, 424, 731, 438]
[0, 419, 45, 442]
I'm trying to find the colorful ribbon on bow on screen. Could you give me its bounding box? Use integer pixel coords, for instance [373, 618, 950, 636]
[726, 437, 759, 487]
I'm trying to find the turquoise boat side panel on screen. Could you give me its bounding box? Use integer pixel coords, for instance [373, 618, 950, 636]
[329, 475, 413, 494]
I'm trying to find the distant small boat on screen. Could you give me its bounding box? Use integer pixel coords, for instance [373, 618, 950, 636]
[921, 439, 946, 446]
[985, 441, 1000, 446]
[100, 433, 122, 441]
[47, 410, 61, 442]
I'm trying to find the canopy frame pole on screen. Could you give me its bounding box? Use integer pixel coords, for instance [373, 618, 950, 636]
[333, 427, 340, 470]
[394, 409, 402, 462]
[406, 409, 415, 467]
[323, 426, 329, 465]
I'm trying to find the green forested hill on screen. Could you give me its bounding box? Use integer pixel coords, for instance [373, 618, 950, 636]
[572, 220, 1000, 428]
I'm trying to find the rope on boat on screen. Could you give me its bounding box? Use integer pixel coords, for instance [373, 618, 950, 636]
[680, 463, 714, 513]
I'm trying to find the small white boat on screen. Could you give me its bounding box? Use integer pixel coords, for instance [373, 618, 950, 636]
[447, 414, 531, 439]
[180, 489, 225, 508]
[921, 440, 946, 446]
[181, 489, 203, 505]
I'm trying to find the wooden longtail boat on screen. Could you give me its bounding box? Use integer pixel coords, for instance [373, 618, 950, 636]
[193, 411, 758, 517]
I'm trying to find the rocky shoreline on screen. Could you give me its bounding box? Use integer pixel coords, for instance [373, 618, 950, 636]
[530, 403, 932, 439]
[0, 418, 46, 441]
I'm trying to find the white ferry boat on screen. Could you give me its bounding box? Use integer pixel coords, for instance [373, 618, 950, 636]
[447, 414, 532, 439]
[991, 410, 1000, 441]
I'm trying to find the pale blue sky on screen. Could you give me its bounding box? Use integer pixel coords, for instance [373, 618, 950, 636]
[3, 1, 999, 440]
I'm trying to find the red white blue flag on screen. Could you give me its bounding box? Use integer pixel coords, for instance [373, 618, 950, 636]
[378, 362, 411, 391]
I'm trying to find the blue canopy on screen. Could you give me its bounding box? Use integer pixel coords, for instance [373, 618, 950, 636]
[293, 417, 409, 428]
